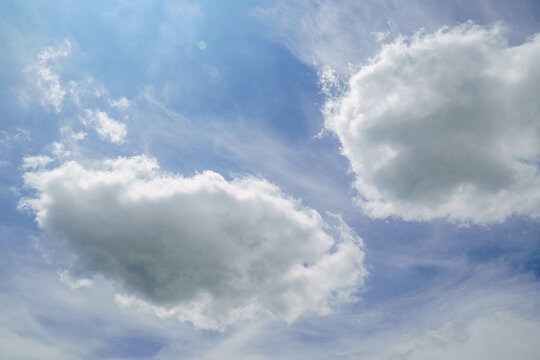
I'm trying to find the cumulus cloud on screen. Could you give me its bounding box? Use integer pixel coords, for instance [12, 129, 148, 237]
[81, 109, 127, 144]
[22, 40, 71, 113]
[110, 96, 131, 109]
[50, 142, 72, 158]
[324, 22, 540, 223]
[20, 155, 366, 329]
[22, 155, 53, 170]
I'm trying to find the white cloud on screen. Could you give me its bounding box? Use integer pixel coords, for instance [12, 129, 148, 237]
[351, 302, 540, 360]
[22, 155, 53, 170]
[20, 155, 366, 329]
[61, 128, 87, 142]
[255, 1, 538, 75]
[357, 275, 540, 360]
[81, 109, 127, 144]
[163, 267, 540, 360]
[254, 1, 384, 73]
[59, 270, 93, 290]
[110, 96, 131, 109]
[68, 78, 106, 106]
[1, 128, 31, 144]
[70, 131, 87, 141]
[371, 312, 540, 360]
[324, 23, 540, 223]
[22, 40, 71, 113]
[51, 142, 71, 158]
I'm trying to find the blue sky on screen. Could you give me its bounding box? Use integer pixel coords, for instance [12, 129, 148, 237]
[2, 1, 540, 359]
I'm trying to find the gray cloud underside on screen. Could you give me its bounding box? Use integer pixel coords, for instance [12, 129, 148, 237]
[21, 155, 366, 329]
[325, 23, 540, 223]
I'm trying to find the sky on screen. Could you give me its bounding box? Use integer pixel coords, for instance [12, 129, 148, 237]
[1, 1, 540, 359]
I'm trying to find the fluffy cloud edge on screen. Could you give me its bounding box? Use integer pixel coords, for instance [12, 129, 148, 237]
[20, 155, 367, 329]
[323, 22, 540, 223]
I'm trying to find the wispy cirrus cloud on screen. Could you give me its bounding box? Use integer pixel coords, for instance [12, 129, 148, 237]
[20, 40, 71, 113]
[255, 0, 540, 74]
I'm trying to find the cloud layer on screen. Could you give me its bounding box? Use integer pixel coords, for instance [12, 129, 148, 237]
[371, 312, 540, 360]
[21, 155, 366, 329]
[324, 23, 540, 223]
